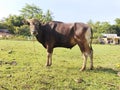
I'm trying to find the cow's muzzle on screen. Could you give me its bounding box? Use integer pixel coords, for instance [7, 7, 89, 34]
[31, 30, 38, 36]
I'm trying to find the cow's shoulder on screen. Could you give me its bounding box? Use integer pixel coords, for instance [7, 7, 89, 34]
[45, 21, 63, 30]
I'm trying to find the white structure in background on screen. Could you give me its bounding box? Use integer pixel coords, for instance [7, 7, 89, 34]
[0, 29, 13, 38]
[99, 34, 120, 44]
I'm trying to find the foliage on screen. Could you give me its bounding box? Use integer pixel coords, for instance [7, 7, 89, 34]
[114, 18, 120, 36]
[20, 4, 43, 19]
[42, 10, 53, 23]
[1, 15, 24, 34]
[0, 40, 120, 90]
[0, 4, 53, 36]
[14, 25, 30, 36]
[88, 19, 120, 39]
[0, 3, 120, 37]
[20, 4, 53, 22]
[0, 22, 7, 29]
[4, 15, 24, 27]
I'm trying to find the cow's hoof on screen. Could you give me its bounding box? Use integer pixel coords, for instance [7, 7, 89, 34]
[90, 68, 93, 70]
[45, 64, 51, 67]
[80, 68, 85, 71]
[90, 66, 94, 70]
[45, 64, 50, 67]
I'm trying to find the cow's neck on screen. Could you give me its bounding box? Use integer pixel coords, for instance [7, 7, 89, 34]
[35, 26, 46, 48]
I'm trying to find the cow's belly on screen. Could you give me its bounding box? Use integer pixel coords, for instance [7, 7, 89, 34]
[54, 43, 76, 48]
[54, 37, 77, 48]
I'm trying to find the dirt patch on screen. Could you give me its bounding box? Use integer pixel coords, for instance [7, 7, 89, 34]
[0, 60, 17, 66]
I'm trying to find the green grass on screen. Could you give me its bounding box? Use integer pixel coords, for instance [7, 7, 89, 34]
[0, 40, 120, 90]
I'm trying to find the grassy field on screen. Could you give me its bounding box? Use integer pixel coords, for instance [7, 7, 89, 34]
[0, 40, 120, 90]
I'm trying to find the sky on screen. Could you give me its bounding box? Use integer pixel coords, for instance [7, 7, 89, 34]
[0, 0, 120, 24]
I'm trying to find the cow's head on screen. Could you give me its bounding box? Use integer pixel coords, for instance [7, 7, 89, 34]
[24, 18, 40, 36]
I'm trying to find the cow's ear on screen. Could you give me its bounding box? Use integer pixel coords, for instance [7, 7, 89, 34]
[22, 19, 30, 25]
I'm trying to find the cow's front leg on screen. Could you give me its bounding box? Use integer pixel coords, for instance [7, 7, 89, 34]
[46, 45, 53, 66]
[46, 52, 52, 66]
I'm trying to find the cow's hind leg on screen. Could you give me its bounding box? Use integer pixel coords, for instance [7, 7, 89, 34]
[80, 52, 88, 71]
[78, 42, 93, 71]
[89, 47, 93, 70]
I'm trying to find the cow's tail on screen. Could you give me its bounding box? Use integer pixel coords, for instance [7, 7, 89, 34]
[85, 27, 93, 50]
[89, 27, 93, 50]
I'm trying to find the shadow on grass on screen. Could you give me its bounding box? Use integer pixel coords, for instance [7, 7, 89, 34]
[92, 66, 118, 74]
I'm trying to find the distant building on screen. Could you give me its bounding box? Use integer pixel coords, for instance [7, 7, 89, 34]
[99, 34, 120, 44]
[0, 29, 13, 38]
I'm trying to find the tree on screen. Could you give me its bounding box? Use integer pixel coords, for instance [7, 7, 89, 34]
[15, 25, 30, 36]
[20, 4, 53, 22]
[100, 22, 111, 33]
[114, 18, 120, 36]
[20, 4, 43, 19]
[87, 20, 116, 38]
[43, 10, 53, 22]
[3, 15, 24, 33]
[0, 22, 7, 29]
[1, 4, 53, 36]
[115, 18, 120, 25]
[4, 15, 24, 27]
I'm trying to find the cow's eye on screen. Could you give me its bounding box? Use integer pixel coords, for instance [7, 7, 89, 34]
[34, 22, 39, 26]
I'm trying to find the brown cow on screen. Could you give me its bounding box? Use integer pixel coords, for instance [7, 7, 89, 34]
[25, 18, 93, 71]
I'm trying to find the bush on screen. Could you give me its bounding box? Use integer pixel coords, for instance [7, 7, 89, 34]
[15, 25, 30, 36]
